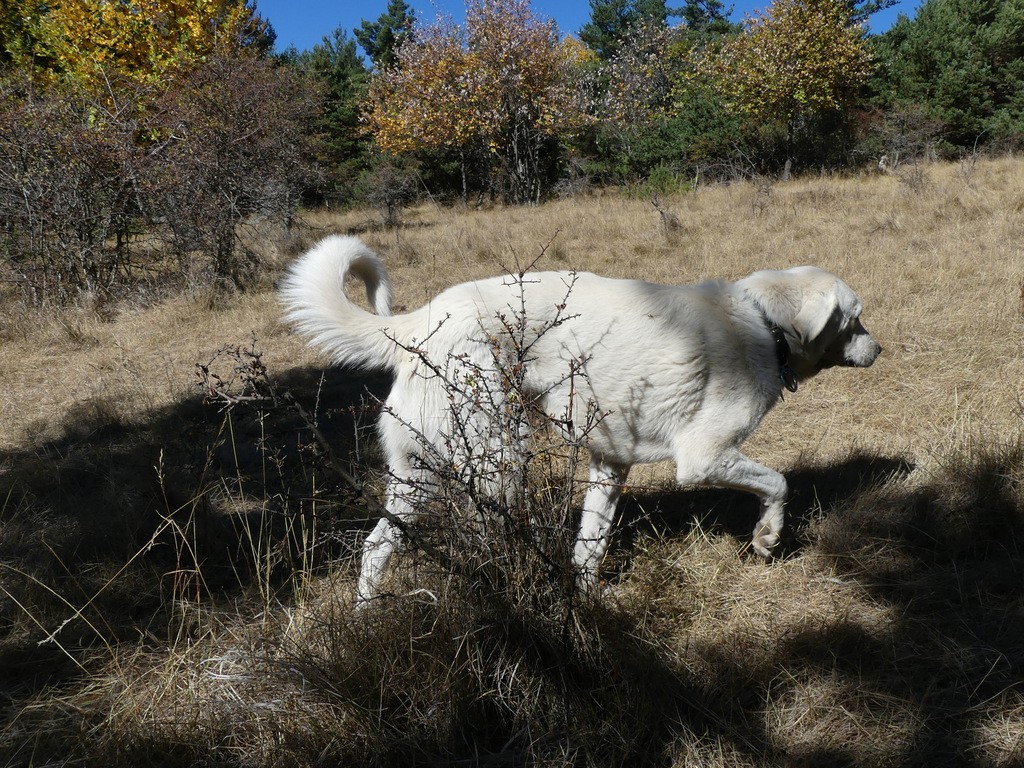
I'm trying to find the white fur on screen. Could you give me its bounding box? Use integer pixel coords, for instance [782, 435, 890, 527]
[279, 236, 882, 605]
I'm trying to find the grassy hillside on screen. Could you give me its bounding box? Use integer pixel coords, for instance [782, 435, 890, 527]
[1, 158, 1023, 766]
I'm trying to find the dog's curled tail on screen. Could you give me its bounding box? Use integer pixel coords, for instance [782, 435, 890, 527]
[279, 236, 403, 370]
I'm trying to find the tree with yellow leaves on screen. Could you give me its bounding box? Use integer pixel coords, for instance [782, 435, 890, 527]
[697, 0, 872, 170]
[365, 0, 593, 204]
[0, 0, 49, 66]
[5, 0, 273, 86]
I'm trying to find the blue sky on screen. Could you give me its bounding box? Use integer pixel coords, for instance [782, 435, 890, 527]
[258, 0, 924, 54]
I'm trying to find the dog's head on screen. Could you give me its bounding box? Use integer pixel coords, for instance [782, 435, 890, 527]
[738, 266, 882, 381]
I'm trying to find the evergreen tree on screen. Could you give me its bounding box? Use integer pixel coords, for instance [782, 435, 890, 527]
[355, 0, 415, 69]
[580, 0, 678, 59]
[299, 28, 370, 199]
[845, 0, 899, 23]
[678, 0, 735, 35]
[873, 0, 1024, 148]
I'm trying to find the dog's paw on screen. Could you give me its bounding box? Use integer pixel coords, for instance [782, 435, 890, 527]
[751, 529, 779, 558]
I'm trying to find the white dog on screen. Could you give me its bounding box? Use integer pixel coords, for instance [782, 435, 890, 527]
[280, 236, 881, 605]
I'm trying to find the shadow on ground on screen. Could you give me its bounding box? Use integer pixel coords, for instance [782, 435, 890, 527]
[3, 361, 1023, 766]
[0, 363, 391, 701]
[615, 452, 916, 562]
[612, 443, 1024, 767]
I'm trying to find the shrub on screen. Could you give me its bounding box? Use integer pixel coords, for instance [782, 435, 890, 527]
[147, 54, 317, 291]
[0, 54, 317, 304]
[0, 75, 146, 304]
[355, 153, 420, 228]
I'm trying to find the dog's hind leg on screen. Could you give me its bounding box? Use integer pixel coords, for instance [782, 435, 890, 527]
[356, 516, 403, 608]
[573, 460, 630, 589]
[355, 478, 418, 608]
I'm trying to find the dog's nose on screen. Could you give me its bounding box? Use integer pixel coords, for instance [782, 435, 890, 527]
[866, 341, 883, 365]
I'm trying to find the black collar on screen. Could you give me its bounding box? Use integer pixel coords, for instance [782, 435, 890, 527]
[768, 323, 799, 394]
[747, 295, 799, 394]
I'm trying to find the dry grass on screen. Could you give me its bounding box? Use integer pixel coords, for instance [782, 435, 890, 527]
[2, 157, 1024, 766]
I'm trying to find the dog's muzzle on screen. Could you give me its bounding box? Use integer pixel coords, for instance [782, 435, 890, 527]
[845, 336, 882, 367]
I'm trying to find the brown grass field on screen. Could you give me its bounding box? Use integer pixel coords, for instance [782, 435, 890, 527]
[1, 157, 1023, 766]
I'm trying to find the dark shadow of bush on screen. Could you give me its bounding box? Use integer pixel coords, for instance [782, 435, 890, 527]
[0, 363, 391, 700]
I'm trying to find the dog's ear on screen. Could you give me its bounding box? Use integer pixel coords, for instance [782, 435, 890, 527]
[791, 286, 839, 345]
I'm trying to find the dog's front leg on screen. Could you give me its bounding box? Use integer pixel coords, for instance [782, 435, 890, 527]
[573, 461, 630, 589]
[675, 448, 786, 557]
[750, 500, 785, 557]
[676, 447, 788, 557]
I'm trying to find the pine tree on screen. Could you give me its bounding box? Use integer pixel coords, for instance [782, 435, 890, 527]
[304, 29, 370, 197]
[580, 0, 678, 59]
[845, 0, 899, 23]
[678, 0, 735, 35]
[872, 0, 1024, 147]
[355, 0, 415, 69]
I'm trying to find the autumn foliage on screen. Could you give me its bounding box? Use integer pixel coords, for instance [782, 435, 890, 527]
[7, 0, 272, 87]
[361, 0, 880, 194]
[2, 0, 1019, 251]
[0, 0, 311, 304]
[365, 0, 594, 203]
[697, 0, 872, 134]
